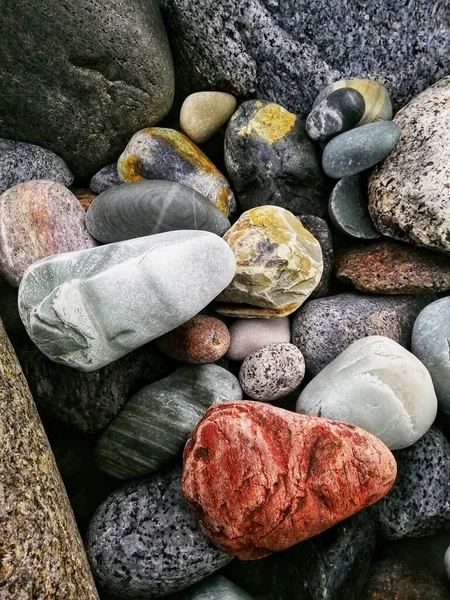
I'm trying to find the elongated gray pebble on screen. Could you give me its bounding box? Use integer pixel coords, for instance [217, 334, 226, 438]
[329, 175, 380, 239]
[306, 88, 365, 143]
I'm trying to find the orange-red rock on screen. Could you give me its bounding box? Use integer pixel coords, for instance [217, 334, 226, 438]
[182, 401, 396, 560]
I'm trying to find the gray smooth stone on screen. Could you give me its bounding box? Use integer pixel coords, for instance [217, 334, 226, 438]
[89, 164, 122, 194]
[18, 230, 236, 371]
[322, 121, 401, 178]
[306, 88, 365, 143]
[329, 175, 380, 239]
[86, 467, 231, 599]
[86, 180, 230, 243]
[169, 575, 253, 600]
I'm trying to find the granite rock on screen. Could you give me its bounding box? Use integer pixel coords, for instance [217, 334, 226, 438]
[224, 100, 329, 216]
[18, 230, 236, 371]
[180, 92, 237, 144]
[226, 316, 291, 361]
[306, 88, 365, 143]
[300, 214, 333, 297]
[169, 575, 252, 600]
[329, 175, 380, 239]
[89, 164, 122, 194]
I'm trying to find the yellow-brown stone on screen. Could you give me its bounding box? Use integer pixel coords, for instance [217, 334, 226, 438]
[238, 102, 296, 144]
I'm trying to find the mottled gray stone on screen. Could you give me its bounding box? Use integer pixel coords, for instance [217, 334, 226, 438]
[0, 0, 174, 179]
[18, 230, 236, 371]
[95, 364, 243, 479]
[300, 215, 333, 297]
[372, 428, 450, 539]
[306, 88, 365, 143]
[329, 175, 380, 239]
[90, 164, 122, 194]
[322, 121, 401, 178]
[86, 467, 231, 599]
[292, 293, 429, 377]
[224, 100, 329, 216]
[169, 575, 252, 600]
[86, 181, 230, 243]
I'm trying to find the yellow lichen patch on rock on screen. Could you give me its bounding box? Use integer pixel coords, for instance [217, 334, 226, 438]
[118, 154, 143, 183]
[238, 103, 296, 144]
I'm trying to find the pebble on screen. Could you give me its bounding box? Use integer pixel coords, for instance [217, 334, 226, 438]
[18, 230, 235, 371]
[182, 401, 396, 559]
[335, 240, 450, 294]
[329, 175, 380, 239]
[216, 206, 323, 317]
[239, 343, 305, 401]
[86, 467, 231, 599]
[300, 214, 334, 297]
[372, 428, 450, 539]
[180, 91, 237, 143]
[170, 574, 252, 600]
[296, 336, 437, 450]
[306, 87, 365, 142]
[95, 364, 242, 479]
[0, 138, 73, 190]
[0, 180, 96, 286]
[89, 163, 122, 194]
[224, 99, 329, 216]
[226, 316, 291, 361]
[292, 293, 429, 377]
[118, 127, 236, 216]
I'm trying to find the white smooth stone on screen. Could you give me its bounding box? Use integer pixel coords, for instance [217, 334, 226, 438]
[226, 317, 291, 361]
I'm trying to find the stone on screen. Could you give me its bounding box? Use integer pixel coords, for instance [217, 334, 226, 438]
[306, 87, 365, 142]
[118, 127, 236, 216]
[224, 100, 329, 216]
[72, 188, 97, 211]
[0, 138, 73, 190]
[155, 315, 230, 364]
[300, 214, 334, 297]
[18, 230, 236, 372]
[322, 121, 401, 178]
[372, 428, 450, 540]
[215, 206, 323, 317]
[239, 343, 305, 401]
[226, 316, 291, 361]
[296, 336, 437, 450]
[95, 364, 243, 479]
[292, 293, 429, 377]
[160, 0, 449, 115]
[182, 400, 396, 560]
[86, 180, 230, 242]
[0, 0, 174, 179]
[180, 91, 237, 144]
[329, 175, 380, 239]
[86, 467, 231, 599]
[0, 180, 96, 286]
[335, 240, 450, 294]
[90, 163, 122, 194]
[170, 575, 252, 600]
[369, 76, 450, 254]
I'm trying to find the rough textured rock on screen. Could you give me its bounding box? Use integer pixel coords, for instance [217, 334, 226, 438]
[89, 164, 122, 194]
[180, 92, 237, 144]
[86, 467, 231, 599]
[306, 88, 365, 143]
[335, 240, 450, 293]
[369, 76, 450, 254]
[300, 214, 333, 297]
[182, 401, 396, 560]
[225, 100, 329, 216]
[329, 175, 380, 239]
[226, 316, 291, 361]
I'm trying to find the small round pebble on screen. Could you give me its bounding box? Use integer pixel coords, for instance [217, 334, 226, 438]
[180, 91, 237, 144]
[89, 163, 122, 194]
[226, 316, 291, 361]
[306, 87, 365, 143]
[329, 174, 380, 239]
[239, 343, 305, 401]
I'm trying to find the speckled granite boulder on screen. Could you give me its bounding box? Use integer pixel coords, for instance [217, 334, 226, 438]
[169, 575, 252, 600]
[224, 100, 329, 216]
[86, 467, 231, 599]
[89, 164, 122, 194]
[226, 317, 291, 361]
[300, 214, 333, 297]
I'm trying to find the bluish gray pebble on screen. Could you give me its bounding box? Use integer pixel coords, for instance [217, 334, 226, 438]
[89, 163, 122, 194]
[306, 88, 365, 143]
[329, 174, 380, 239]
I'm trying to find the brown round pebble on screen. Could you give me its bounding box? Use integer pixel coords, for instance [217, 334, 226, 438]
[154, 315, 230, 364]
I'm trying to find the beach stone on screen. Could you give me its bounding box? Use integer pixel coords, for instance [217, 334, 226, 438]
[216, 206, 323, 317]
[322, 121, 401, 178]
[372, 428, 450, 540]
[226, 316, 290, 361]
[86, 180, 230, 243]
[90, 164, 122, 194]
[329, 175, 380, 239]
[118, 127, 235, 216]
[239, 343, 305, 401]
[292, 293, 429, 377]
[224, 100, 329, 216]
[86, 467, 231, 599]
[0, 138, 73, 190]
[296, 336, 437, 450]
[95, 364, 242, 479]
[182, 401, 396, 560]
[369, 76, 450, 254]
[335, 240, 450, 294]
[300, 214, 333, 297]
[0, 180, 96, 286]
[18, 230, 236, 371]
[306, 88, 365, 143]
[180, 92, 237, 144]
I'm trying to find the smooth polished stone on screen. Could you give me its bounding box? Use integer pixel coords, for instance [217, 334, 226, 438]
[306, 88, 365, 142]
[329, 175, 380, 239]
[89, 163, 122, 194]
[226, 317, 291, 361]
[180, 91, 237, 144]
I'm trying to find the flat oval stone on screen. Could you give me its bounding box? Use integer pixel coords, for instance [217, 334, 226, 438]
[300, 214, 334, 297]
[95, 364, 243, 479]
[86, 180, 230, 242]
[296, 336, 437, 450]
[322, 121, 401, 178]
[18, 230, 236, 371]
[89, 163, 122, 194]
[329, 175, 380, 239]
[86, 467, 231, 599]
[0, 180, 96, 286]
[118, 127, 236, 216]
[306, 88, 365, 143]
[226, 316, 291, 361]
[216, 206, 323, 317]
[180, 91, 237, 144]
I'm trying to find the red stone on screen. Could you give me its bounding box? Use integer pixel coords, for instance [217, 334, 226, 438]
[182, 401, 396, 560]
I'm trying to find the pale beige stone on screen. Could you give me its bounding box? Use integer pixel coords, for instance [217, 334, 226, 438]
[180, 91, 237, 143]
